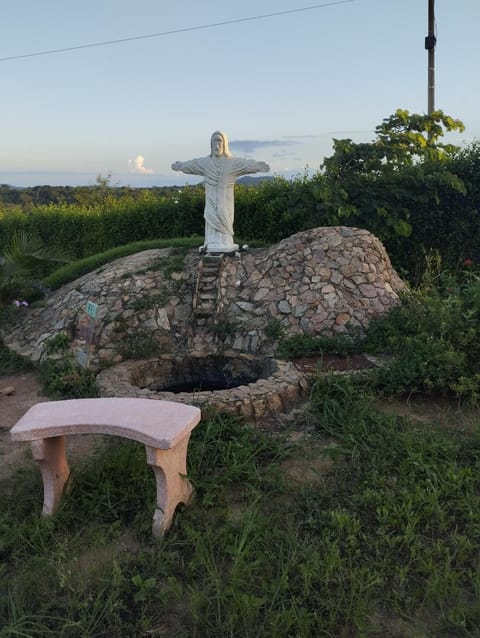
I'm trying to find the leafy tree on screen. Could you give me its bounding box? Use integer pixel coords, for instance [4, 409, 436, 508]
[73, 172, 116, 208]
[317, 110, 466, 244]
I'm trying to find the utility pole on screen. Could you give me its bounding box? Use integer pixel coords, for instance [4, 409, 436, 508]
[425, 0, 436, 114]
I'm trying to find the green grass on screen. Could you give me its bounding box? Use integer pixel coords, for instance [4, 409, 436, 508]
[1, 394, 480, 636]
[42, 237, 203, 290]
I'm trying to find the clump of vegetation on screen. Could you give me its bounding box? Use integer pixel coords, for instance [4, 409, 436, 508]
[212, 316, 240, 341]
[277, 332, 360, 359]
[274, 263, 480, 405]
[138, 252, 188, 278]
[363, 265, 480, 403]
[264, 317, 285, 341]
[115, 329, 163, 360]
[34, 332, 97, 399]
[44, 331, 71, 355]
[129, 290, 170, 311]
[38, 357, 98, 399]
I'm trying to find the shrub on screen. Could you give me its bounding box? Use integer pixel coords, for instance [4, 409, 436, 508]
[363, 268, 480, 401]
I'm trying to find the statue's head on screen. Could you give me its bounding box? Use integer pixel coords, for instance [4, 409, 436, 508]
[210, 131, 231, 158]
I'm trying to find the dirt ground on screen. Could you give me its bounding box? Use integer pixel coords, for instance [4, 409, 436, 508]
[0, 373, 106, 480]
[0, 372, 48, 478]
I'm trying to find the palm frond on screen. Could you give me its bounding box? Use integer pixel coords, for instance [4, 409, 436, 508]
[2, 231, 71, 274]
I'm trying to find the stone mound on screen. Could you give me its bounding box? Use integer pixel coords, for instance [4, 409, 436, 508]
[1, 227, 405, 367]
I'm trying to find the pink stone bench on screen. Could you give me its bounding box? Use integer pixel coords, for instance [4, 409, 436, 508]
[10, 398, 201, 537]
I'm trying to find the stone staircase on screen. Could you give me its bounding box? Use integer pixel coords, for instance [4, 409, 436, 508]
[193, 254, 223, 320]
[189, 255, 225, 352]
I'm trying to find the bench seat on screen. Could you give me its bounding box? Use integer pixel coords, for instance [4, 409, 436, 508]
[10, 398, 201, 536]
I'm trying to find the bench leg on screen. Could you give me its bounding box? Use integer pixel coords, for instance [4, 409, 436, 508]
[31, 437, 70, 516]
[145, 434, 194, 537]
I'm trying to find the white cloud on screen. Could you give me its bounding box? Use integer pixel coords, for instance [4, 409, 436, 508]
[128, 154, 153, 174]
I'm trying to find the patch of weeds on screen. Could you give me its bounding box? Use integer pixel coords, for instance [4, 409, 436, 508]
[38, 356, 98, 399]
[160, 255, 186, 278]
[452, 373, 480, 406]
[44, 331, 70, 354]
[213, 316, 239, 341]
[116, 330, 163, 360]
[370, 335, 466, 397]
[57, 438, 155, 532]
[277, 332, 359, 359]
[120, 271, 133, 279]
[362, 272, 480, 401]
[139, 254, 186, 278]
[264, 317, 285, 340]
[188, 414, 289, 504]
[129, 289, 170, 311]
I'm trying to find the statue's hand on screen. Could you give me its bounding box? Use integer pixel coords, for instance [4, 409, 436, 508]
[171, 161, 183, 171]
[258, 162, 270, 172]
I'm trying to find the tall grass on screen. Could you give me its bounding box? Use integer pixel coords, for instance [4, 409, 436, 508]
[2, 400, 480, 636]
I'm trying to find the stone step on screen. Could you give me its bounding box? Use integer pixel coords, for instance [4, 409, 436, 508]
[203, 258, 222, 266]
[195, 302, 215, 311]
[201, 268, 220, 276]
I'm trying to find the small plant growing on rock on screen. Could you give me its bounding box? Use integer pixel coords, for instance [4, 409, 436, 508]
[213, 316, 239, 341]
[130, 289, 170, 311]
[137, 253, 187, 278]
[116, 330, 163, 360]
[45, 332, 71, 355]
[264, 318, 285, 341]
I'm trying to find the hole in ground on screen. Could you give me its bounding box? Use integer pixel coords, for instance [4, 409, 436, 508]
[96, 353, 309, 419]
[135, 354, 276, 394]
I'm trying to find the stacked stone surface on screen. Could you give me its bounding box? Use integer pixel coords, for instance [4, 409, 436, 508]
[1, 227, 405, 367]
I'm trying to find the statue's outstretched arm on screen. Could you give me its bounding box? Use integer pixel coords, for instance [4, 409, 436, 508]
[231, 158, 270, 177]
[255, 161, 270, 173]
[171, 158, 205, 176]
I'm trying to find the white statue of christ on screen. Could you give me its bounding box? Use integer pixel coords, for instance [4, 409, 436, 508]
[171, 131, 270, 253]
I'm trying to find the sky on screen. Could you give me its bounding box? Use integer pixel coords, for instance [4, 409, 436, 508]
[1, 0, 479, 188]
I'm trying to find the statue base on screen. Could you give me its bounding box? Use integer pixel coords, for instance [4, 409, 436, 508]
[199, 243, 239, 255]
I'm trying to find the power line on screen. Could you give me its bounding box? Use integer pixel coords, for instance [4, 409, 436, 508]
[0, 0, 355, 63]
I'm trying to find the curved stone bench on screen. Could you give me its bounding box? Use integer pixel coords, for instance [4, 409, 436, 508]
[10, 398, 201, 537]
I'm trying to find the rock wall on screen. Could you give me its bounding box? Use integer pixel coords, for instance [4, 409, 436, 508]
[207, 226, 405, 355]
[1, 227, 405, 367]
